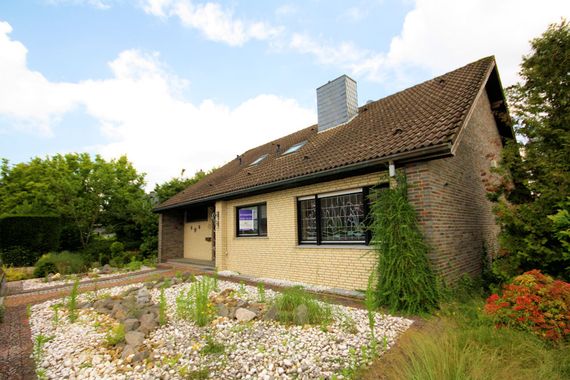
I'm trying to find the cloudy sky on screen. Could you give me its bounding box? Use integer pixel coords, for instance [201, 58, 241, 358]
[0, 1, 567, 188]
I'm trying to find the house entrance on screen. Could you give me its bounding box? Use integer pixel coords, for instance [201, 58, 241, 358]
[183, 205, 214, 263]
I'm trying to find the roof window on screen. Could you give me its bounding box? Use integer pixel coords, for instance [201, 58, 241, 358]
[282, 141, 307, 155]
[250, 154, 268, 166]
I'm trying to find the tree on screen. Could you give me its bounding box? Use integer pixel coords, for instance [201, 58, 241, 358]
[0, 153, 148, 249]
[152, 169, 210, 204]
[491, 20, 570, 280]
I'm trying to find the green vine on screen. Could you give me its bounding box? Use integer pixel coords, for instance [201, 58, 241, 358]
[369, 174, 439, 314]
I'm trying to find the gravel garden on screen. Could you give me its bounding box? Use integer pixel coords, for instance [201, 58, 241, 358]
[29, 274, 413, 379]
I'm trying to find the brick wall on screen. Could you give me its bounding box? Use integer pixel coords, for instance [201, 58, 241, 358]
[158, 209, 185, 262]
[215, 172, 390, 290]
[405, 90, 503, 282]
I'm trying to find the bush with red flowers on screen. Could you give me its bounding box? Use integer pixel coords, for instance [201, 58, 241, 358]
[484, 270, 570, 342]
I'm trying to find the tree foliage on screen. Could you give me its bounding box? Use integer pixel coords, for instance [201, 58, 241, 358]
[0, 153, 147, 249]
[152, 169, 210, 204]
[490, 20, 570, 280]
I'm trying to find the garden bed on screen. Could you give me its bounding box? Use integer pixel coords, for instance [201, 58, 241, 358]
[29, 276, 413, 379]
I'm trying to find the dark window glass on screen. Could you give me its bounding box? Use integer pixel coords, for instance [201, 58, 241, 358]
[237, 204, 267, 237]
[320, 193, 365, 242]
[299, 198, 317, 242]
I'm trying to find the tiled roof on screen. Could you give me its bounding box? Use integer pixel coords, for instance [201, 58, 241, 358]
[156, 56, 498, 210]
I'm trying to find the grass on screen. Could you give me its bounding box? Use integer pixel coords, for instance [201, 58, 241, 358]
[159, 286, 167, 326]
[257, 283, 266, 303]
[67, 278, 79, 322]
[176, 276, 216, 327]
[105, 323, 126, 346]
[201, 334, 225, 355]
[363, 297, 570, 380]
[271, 286, 333, 326]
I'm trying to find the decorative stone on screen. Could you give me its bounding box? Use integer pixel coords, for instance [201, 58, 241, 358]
[124, 318, 140, 332]
[125, 331, 145, 347]
[136, 288, 150, 305]
[235, 308, 256, 322]
[216, 304, 229, 318]
[99, 264, 112, 274]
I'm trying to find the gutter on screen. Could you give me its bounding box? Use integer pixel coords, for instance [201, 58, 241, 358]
[153, 142, 452, 212]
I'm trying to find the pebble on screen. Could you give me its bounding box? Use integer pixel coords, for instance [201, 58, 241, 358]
[29, 277, 413, 379]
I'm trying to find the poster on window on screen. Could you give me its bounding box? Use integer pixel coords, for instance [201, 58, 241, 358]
[239, 208, 256, 231]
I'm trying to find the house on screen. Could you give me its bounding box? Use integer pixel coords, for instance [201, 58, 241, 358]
[154, 56, 512, 290]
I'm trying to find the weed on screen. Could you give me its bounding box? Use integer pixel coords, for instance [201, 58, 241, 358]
[162, 353, 181, 367]
[159, 286, 167, 326]
[68, 278, 79, 322]
[33, 334, 54, 379]
[364, 275, 377, 348]
[271, 286, 333, 326]
[337, 312, 358, 335]
[182, 368, 210, 380]
[213, 272, 219, 291]
[0, 304, 4, 323]
[26, 304, 31, 319]
[105, 323, 125, 346]
[238, 281, 246, 297]
[201, 334, 225, 355]
[176, 276, 216, 326]
[257, 283, 266, 303]
[162, 278, 172, 288]
[50, 303, 63, 327]
[175, 271, 184, 281]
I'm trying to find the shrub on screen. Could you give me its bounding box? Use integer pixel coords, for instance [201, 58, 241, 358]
[105, 323, 125, 346]
[271, 286, 333, 326]
[176, 276, 216, 327]
[1, 265, 34, 281]
[0, 215, 61, 266]
[124, 258, 143, 272]
[369, 176, 439, 314]
[0, 246, 36, 268]
[80, 238, 113, 265]
[33, 252, 87, 278]
[484, 270, 570, 342]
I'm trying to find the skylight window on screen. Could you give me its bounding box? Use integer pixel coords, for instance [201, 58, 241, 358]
[250, 154, 268, 166]
[283, 141, 307, 155]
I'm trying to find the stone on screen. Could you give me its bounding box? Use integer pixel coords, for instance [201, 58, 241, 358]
[124, 318, 140, 332]
[235, 308, 256, 322]
[138, 312, 157, 334]
[112, 303, 129, 320]
[52, 273, 62, 281]
[263, 305, 278, 321]
[294, 304, 309, 325]
[136, 288, 150, 305]
[100, 264, 112, 274]
[121, 345, 137, 360]
[216, 304, 229, 318]
[125, 331, 145, 347]
[92, 268, 100, 274]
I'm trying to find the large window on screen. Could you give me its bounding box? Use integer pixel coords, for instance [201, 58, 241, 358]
[297, 189, 369, 244]
[236, 203, 267, 237]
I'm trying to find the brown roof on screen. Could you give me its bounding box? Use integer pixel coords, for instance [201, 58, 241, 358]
[156, 56, 505, 211]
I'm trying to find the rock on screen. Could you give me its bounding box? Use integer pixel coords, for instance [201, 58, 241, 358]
[100, 264, 112, 274]
[112, 303, 129, 320]
[263, 305, 278, 321]
[92, 268, 100, 274]
[136, 288, 150, 305]
[283, 359, 293, 368]
[294, 304, 309, 325]
[216, 304, 229, 318]
[138, 312, 157, 334]
[52, 273, 62, 281]
[125, 331, 145, 347]
[235, 308, 256, 322]
[121, 345, 137, 360]
[124, 318, 140, 332]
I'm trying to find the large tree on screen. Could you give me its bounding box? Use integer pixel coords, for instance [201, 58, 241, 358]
[0, 153, 148, 249]
[491, 20, 570, 280]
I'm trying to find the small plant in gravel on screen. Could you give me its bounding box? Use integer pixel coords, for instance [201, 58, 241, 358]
[201, 334, 225, 355]
[364, 275, 377, 348]
[33, 334, 53, 380]
[180, 367, 210, 380]
[338, 312, 358, 335]
[68, 278, 79, 322]
[257, 283, 266, 303]
[50, 303, 63, 327]
[159, 286, 168, 326]
[26, 304, 31, 319]
[272, 286, 333, 326]
[238, 281, 247, 297]
[176, 276, 216, 326]
[0, 304, 5, 323]
[105, 323, 126, 346]
[161, 353, 182, 367]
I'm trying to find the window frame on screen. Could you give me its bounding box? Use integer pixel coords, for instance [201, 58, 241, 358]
[297, 188, 372, 245]
[235, 203, 268, 237]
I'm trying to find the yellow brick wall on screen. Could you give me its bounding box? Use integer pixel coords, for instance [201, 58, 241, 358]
[214, 172, 389, 290]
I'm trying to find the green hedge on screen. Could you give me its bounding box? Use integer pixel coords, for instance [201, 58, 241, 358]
[0, 215, 62, 266]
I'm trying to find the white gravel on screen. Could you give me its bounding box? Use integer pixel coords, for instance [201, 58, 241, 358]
[22, 266, 154, 291]
[29, 277, 413, 379]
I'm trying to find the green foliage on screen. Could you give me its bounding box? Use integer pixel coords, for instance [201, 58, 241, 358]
[369, 176, 439, 314]
[484, 270, 570, 342]
[271, 286, 333, 326]
[105, 323, 126, 346]
[79, 238, 114, 265]
[159, 286, 167, 326]
[200, 334, 225, 355]
[124, 257, 143, 272]
[176, 276, 216, 327]
[548, 198, 570, 254]
[0, 154, 148, 249]
[0, 215, 61, 266]
[364, 275, 377, 346]
[33, 334, 54, 380]
[51, 303, 62, 327]
[0, 303, 4, 323]
[379, 299, 570, 380]
[1, 265, 34, 281]
[68, 278, 79, 322]
[33, 252, 87, 278]
[489, 20, 570, 280]
[257, 283, 266, 303]
[153, 169, 211, 204]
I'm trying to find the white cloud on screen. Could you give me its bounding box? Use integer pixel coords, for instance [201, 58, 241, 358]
[0, 22, 315, 188]
[45, 0, 113, 10]
[142, 0, 283, 46]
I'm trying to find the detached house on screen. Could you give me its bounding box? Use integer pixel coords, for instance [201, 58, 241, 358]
[154, 56, 512, 290]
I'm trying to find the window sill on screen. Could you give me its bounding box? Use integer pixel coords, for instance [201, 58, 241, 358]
[296, 244, 371, 250]
[235, 236, 269, 239]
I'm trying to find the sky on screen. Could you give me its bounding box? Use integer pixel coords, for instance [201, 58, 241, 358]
[0, 0, 568, 189]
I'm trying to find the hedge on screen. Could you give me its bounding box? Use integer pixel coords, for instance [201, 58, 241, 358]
[0, 215, 62, 266]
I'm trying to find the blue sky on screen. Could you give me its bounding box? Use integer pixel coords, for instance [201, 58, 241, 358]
[0, 0, 567, 188]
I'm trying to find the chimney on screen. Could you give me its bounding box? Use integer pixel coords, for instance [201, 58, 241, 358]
[316, 75, 358, 132]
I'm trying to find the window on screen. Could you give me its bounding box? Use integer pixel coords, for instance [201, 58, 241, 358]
[250, 154, 268, 166]
[236, 203, 267, 237]
[297, 189, 369, 244]
[282, 141, 307, 155]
